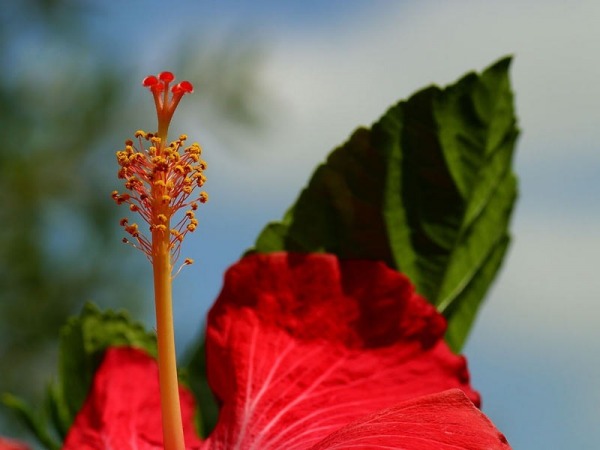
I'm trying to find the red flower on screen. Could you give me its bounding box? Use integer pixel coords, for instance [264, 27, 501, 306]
[62, 347, 202, 449]
[63, 253, 510, 449]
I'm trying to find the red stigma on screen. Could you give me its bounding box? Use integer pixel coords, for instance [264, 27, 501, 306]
[142, 75, 158, 87]
[142, 72, 195, 138]
[172, 81, 194, 94]
[159, 71, 175, 83]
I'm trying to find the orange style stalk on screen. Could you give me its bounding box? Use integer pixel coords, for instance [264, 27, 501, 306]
[112, 72, 207, 450]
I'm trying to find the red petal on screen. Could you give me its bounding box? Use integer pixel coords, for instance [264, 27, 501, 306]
[204, 253, 480, 449]
[62, 347, 202, 450]
[309, 389, 511, 450]
[0, 437, 30, 450]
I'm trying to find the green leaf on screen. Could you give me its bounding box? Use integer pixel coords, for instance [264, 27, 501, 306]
[252, 57, 518, 350]
[3, 303, 157, 447]
[54, 303, 157, 433]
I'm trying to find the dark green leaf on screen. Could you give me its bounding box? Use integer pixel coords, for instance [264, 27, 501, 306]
[252, 57, 518, 350]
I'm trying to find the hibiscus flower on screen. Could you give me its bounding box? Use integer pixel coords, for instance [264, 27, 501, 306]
[57, 252, 509, 449]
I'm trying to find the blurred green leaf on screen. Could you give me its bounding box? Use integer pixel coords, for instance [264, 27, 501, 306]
[53, 303, 157, 435]
[3, 304, 157, 447]
[1, 393, 60, 450]
[253, 57, 519, 350]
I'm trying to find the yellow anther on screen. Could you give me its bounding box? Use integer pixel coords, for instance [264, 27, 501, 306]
[154, 180, 166, 188]
[157, 214, 168, 223]
[116, 152, 128, 164]
[161, 195, 171, 203]
[190, 202, 198, 210]
[125, 223, 140, 237]
[129, 204, 139, 212]
[179, 134, 187, 141]
[116, 193, 130, 205]
[155, 224, 167, 233]
[192, 173, 206, 187]
[184, 258, 194, 265]
[185, 210, 195, 219]
[134, 130, 145, 138]
[125, 178, 140, 190]
[187, 223, 197, 232]
[183, 186, 193, 194]
[170, 229, 184, 241]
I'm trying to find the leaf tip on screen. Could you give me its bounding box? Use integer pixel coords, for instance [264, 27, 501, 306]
[486, 54, 514, 73]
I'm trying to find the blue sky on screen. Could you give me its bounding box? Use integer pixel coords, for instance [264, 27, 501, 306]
[28, 1, 600, 448]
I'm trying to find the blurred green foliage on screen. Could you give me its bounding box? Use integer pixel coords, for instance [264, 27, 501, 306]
[0, 1, 145, 435]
